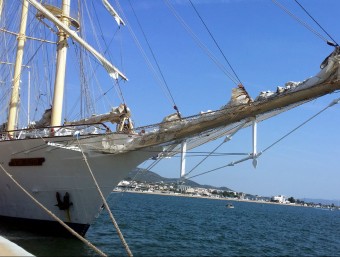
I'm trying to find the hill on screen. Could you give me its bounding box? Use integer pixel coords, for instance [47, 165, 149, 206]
[125, 169, 233, 192]
[124, 170, 339, 205]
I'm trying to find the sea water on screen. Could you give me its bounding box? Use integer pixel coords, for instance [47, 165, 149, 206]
[3, 192, 340, 256]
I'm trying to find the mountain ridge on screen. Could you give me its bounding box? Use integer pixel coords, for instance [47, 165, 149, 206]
[125, 169, 339, 205]
[126, 169, 233, 192]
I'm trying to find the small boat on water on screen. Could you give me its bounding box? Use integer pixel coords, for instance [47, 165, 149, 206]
[0, 0, 339, 241]
[226, 204, 234, 209]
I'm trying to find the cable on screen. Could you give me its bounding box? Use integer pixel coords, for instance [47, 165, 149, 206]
[262, 97, 340, 153]
[293, 0, 338, 46]
[127, 0, 181, 116]
[184, 141, 224, 177]
[185, 97, 340, 180]
[188, 0, 243, 85]
[272, 0, 329, 44]
[163, 0, 240, 86]
[114, 0, 185, 115]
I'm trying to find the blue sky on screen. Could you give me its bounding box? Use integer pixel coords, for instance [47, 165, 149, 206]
[104, 0, 340, 201]
[3, 1, 339, 201]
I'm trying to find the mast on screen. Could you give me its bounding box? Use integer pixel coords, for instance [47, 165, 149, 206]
[7, 0, 29, 136]
[0, 0, 3, 20]
[27, 0, 127, 81]
[50, 0, 70, 127]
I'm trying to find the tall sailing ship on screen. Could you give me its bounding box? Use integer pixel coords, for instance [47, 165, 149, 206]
[0, 0, 339, 237]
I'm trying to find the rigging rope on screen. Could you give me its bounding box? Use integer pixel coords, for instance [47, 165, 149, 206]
[0, 163, 107, 257]
[163, 0, 239, 86]
[91, 1, 127, 105]
[271, 0, 333, 45]
[114, 0, 185, 115]
[185, 97, 340, 180]
[188, 0, 243, 86]
[184, 121, 248, 177]
[262, 97, 340, 153]
[65, 2, 127, 123]
[127, 0, 181, 116]
[293, 0, 338, 46]
[185, 140, 225, 178]
[77, 138, 134, 257]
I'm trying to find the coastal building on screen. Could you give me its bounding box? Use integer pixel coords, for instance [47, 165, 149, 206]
[177, 184, 191, 192]
[271, 195, 286, 203]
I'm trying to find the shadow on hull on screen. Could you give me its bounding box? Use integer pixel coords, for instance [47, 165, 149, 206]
[0, 215, 90, 237]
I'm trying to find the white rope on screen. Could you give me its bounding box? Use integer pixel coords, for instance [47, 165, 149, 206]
[0, 163, 107, 257]
[77, 138, 134, 257]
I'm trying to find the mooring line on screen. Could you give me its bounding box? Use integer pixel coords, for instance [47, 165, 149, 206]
[0, 163, 107, 257]
[77, 138, 133, 257]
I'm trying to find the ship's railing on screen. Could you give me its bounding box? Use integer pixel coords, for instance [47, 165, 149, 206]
[0, 122, 114, 141]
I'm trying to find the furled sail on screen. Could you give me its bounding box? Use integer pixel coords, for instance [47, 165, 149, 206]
[102, 0, 125, 26]
[101, 47, 340, 154]
[31, 108, 52, 128]
[64, 104, 131, 126]
[27, 0, 127, 81]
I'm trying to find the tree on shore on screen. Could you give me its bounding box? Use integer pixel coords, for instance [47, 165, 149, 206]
[288, 197, 296, 203]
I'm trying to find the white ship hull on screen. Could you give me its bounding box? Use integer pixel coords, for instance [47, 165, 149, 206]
[1, 0, 339, 240]
[0, 133, 160, 236]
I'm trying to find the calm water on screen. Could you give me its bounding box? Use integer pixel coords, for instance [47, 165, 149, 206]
[2, 192, 340, 256]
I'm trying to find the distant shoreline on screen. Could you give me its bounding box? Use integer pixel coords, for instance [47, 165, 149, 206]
[113, 189, 306, 208]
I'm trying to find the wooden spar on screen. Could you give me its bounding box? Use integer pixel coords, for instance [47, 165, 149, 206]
[27, 0, 127, 81]
[102, 0, 125, 26]
[50, 0, 70, 127]
[7, 0, 29, 136]
[130, 73, 340, 150]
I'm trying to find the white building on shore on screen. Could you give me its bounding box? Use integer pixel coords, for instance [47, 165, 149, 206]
[271, 195, 289, 203]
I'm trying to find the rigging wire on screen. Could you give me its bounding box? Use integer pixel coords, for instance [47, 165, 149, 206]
[271, 0, 332, 45]
[163, 0, 240, 86]
[86, 1, 127, 105]
[183, 121, 248, 176]
[293, 0, 338, 46]
[92, 0, 128, 107]
[184, 140, 224, 178]
[262, 97, 340, 154]
[114, 0, 185, 113]
[185, 97, 340, 180]
[127, 0, 181, 116]
[65, 3, 127, 122]
[188, 0, 243, 86]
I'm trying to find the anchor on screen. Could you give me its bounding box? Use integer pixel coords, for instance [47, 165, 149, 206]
[55, 192, 73, 210]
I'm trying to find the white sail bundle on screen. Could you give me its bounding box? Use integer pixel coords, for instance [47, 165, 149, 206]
[102, 0, 125, 26]
[116, 47, 340, 154]
[65, 104, 131, 126]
